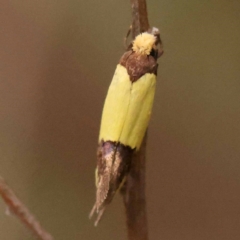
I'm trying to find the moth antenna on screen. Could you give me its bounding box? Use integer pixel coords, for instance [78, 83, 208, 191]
[124, 24, 133, 50]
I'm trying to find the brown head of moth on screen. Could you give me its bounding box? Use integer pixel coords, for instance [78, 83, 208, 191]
[90, 31, 162, 226]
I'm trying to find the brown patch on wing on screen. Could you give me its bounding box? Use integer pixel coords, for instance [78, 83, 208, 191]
[96, 141, 115, 211]
[119, 50, 158, 82]
[95, 141, 134, 213]
[110, 143, 133, 195]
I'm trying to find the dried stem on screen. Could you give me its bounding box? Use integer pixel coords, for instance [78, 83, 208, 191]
[0, 176, 54, 240]
[122, 133, 149, 240]
[130, 0, 150, 38]
[122, 1, 150, 239]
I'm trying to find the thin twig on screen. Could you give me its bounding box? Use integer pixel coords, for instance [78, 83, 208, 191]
[122, 1, 150, 239]
[130, 0, 150, 38]
[0, 176, 54, 240]
[122, 133, 149, 240]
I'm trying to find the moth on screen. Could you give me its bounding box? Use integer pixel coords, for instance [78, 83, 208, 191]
[90, 30, 162, 226]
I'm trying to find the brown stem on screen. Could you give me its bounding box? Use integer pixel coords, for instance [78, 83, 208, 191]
[130, 0, 150, 38]
[0, 176, 54, 240]
[121, 1, 151, 240]
[122, 133, 148, 240]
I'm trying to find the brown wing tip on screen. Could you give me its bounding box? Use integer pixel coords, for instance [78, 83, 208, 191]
[89, 203, 106, 226]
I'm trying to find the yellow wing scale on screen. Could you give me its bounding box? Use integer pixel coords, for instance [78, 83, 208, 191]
[99, 64, 131, 143]
[99, 64, 156, 150]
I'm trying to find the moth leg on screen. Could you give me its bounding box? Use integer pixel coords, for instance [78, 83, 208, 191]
[149, 27, 164, 58]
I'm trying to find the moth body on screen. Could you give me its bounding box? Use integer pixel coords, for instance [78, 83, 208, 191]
[90, 32, 161, 226]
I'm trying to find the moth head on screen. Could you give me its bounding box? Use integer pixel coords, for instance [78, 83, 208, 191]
[132, 32, 156, 55]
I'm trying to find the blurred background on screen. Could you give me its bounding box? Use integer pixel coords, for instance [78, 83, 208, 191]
[0, 0, 240, 239]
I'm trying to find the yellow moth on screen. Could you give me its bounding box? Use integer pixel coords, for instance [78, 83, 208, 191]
[90, 31, 162, 226]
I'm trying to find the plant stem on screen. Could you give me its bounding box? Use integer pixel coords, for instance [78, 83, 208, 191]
[122, 2, 150, 239]
[122, 133, 149, 240]
[0, 176, 54, 240]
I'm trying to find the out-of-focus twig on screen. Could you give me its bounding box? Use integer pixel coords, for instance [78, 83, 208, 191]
[0, 176, 54, 240]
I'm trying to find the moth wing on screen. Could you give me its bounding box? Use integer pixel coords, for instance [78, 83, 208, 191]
[92, 65, 156, 225]
[99, 64, 132, 143]
[95, 143, 115, 210]
[99, 64, 156, 150]
[119, 73, 156, 149]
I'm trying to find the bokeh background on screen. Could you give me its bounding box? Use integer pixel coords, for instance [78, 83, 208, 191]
[1, 0, 240, 239]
